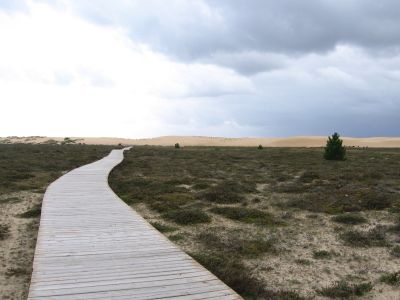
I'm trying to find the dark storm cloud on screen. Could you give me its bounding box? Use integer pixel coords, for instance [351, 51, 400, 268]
[39, 0, 400, 74]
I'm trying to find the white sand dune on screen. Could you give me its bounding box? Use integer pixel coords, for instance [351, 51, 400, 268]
[2, 135, 400, 147]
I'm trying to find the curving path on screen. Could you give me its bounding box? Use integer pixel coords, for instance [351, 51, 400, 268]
[28, 148, 241, 300]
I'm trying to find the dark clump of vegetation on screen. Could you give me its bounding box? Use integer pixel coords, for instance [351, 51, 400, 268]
[284, 189, 392, 214]
[200, 181, 253, 204]
[18, 204, 42, 218]
[148, 193, 192, 214]
[163, 208, 211, 225]
[191, 252, 303, 299]
[0, 223, 10, 240]
[295, 259, 312, 266]
[5, 267, 30, 277]
[324, 132, 346, 161]
[150, 222, 177, 233]
[313, 250, 332, 259]
[318, 281, 372, 298]
[339, 227, 388, 247]
[299, 171, 320, 183]
[168, 233, 185, 241]
[390, 245, 400, 258]
[0, 143, 114, 194]
[332, 213, 367, 225]
[258, 144, 263, 150]
[380, 272, 400, 286]
[197, 232, 276, 258]
[210, 206, 280, 226]
[174, 143, 180, 149]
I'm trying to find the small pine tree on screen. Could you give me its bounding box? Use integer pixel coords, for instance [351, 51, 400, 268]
[258, 144, 263, 150]
[174, 143, 180, 149]
[324, 132, 346, 160]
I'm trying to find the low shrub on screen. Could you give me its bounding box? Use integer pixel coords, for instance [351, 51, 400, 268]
[18, 204, 41, 218]
[168, 233, 185, 241]
[295, 259, 312, 266]
[197, 232, 276, 258]
[339, 227, 388, 247]
[390, 245, 400, 258]
[0, 224, 10, 240]
[313, 250, 332, 259]
[380, 272, 400, 286]
[148, 193, 192, 213]
[150, 222, 177, 233]
[332, 213, 367, 225]
[210, 206, 279, 225]
[318, 281, 372, 298]
[191, 252, 303, 299]
[163, 208, 211, 225]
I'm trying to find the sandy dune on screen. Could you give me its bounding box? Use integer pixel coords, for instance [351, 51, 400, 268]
[1, 136, 400, 147]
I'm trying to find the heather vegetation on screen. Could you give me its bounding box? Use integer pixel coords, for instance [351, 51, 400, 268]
[110, 146, 400, 298]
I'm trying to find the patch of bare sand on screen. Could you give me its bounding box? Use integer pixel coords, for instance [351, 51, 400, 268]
[0, 191, 41, 300]
[2, 135, 400, 148]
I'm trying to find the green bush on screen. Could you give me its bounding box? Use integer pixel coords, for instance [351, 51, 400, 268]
[174, 143, 180, 149]
[324, 132, 346, 160]
[332, 213, 367, 225]
[163, 208, 211, 225]
[191, 252, 303, 299]
[318, 281, 372, 298]
[197, 232, 276, 258]
[210, 206, 279, 226]
[150, 222, 177, 233]
[390, 245, 400, 258]
[313, 250, 332, 259]
[380, 272, 400, 286]
[0, 224, 10, 240]
[200, 181, 255, 204]
[258, 144, 263, 150]
[18, 204, 41, 218]
[339, 227, 388, 247]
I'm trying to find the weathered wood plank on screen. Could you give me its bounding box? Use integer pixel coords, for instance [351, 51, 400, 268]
[28, 148, 241, 299]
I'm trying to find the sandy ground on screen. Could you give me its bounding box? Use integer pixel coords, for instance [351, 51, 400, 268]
[0, 191, 41, 300]
[132, 199, 400, 299]
[1, 135, 400, 148]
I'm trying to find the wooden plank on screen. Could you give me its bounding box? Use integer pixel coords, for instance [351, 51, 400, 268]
[28, 148, 242, 299]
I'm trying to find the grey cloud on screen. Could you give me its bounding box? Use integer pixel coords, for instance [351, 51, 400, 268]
[44, 0, 400, 72]
[201, 51, 287, 75]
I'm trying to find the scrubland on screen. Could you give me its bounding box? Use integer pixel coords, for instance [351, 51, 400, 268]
[110, 146, 400, 299]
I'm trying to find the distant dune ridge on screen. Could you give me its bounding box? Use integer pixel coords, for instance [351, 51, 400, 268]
[1, 136, 400, 147]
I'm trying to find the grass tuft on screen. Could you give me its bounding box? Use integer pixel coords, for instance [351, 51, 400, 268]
[163, 208, 211, 225]
[380, 272, 400, 286]
[18, 204, 41, 218]
[191, 252, 303, 299]
[318, 281, 372, 298]
[339, 227, 388, 247]
[332, 213, 367, 225]
[197, 232, 276, 258]
[313, 250, 332, 259]
[390, 245, 400, 258]
[150, 222, 178, 233]
[0, 223, 10, 240]
[210, 206, 280, 226]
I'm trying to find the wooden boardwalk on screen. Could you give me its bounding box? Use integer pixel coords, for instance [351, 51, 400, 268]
[28, 148, 241, 300]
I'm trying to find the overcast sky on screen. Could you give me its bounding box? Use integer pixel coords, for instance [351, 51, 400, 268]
[1, 0, 399, 138]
